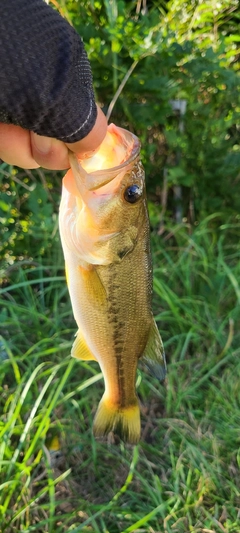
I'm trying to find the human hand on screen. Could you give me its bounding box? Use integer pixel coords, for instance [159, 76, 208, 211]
[0, 105, 107, 170]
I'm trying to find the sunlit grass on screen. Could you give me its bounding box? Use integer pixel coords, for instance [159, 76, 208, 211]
[0, 214, 240, 532]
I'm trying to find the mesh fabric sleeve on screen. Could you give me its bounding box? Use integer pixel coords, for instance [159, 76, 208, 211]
[0, 0, 97, 143]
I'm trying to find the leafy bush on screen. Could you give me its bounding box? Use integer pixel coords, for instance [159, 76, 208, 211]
[0, 165, 61, 269]
[1, 0, 239, 266]
[65, 0, 240, 220]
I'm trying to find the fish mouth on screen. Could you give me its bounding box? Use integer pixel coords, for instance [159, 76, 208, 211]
[85, 125, 140, 177]
[69, 125, 141, 193]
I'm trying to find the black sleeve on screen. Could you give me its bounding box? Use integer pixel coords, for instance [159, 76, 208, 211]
[0, 0, 97, 143]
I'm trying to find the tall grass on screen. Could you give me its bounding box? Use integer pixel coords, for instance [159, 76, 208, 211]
[1, 212, 239, 532]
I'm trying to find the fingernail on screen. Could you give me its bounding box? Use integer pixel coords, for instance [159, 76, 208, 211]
[32, 133, 52, 154]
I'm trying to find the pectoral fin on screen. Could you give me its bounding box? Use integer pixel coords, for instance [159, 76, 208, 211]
[78, 265, 107, 305]
[141, 319, 166, 381]
[71, 331, 97, 361]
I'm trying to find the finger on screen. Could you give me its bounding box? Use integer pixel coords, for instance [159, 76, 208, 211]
[30, 132, 70, 170]
[0, 104, 108, 170]
[66, 105, 108, 159]
[0, 123, 39, 168]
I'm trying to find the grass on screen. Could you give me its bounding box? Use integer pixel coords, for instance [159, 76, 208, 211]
[0, 211, 240, 533]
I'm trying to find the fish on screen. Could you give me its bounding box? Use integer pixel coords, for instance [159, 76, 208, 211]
[59, 123, 166, 444]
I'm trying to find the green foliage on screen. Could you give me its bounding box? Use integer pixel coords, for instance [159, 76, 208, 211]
[65, 0, 240, 219]
[1, 1, 240, 531]
[0, 216, 240, 532]
[0, 165, 61, 268]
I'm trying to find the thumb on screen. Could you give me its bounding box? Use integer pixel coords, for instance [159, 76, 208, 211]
[66, 105, 108, 159]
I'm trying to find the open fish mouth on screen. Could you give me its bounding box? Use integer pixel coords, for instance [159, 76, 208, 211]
[68, 124, 141, 193]
[80, 123, 141, 173]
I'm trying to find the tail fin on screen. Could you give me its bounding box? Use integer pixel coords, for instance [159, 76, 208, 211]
[93, 394, 140, 444]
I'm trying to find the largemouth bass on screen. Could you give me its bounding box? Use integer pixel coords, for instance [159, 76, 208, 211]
[59, 124, 166, 444]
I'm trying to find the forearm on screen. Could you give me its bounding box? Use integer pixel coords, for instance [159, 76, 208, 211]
[0, 0, 97, 143]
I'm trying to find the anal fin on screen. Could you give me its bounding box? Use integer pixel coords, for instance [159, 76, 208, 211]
[141, 319, 166, 381]
[71, 331, 97, 361]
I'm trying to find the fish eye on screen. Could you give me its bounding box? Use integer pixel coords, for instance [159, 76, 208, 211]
[124, 184, 142, 204]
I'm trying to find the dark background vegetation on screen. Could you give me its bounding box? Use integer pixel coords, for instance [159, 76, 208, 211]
[0, 1, 240, 532]
[1, 0, 240, 266]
